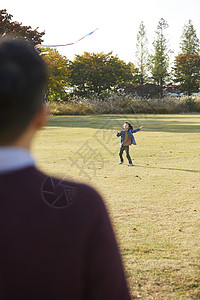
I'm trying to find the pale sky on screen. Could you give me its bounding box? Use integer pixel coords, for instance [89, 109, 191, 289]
[2, 0, 200, 64]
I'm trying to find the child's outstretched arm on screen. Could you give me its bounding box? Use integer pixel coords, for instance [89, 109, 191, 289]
[116, 130, 122, 137]
[132, 126, 144, 133]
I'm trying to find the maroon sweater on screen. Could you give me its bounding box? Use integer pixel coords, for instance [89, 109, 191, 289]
[0, 167, 131, 300]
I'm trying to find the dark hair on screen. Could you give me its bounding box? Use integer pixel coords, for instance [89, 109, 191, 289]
[124, 122, 133, 130]
[0, 38, 48, 144]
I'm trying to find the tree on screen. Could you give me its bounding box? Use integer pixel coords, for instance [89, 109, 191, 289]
[180, 19, 199, 54]
[42, 49, 71, 101]
[135, 21, 149, 85]
[173, 53, 200, 96]
[0, 9, 44, 45]
[150, 18, 171, 95]
[125, 62, 141, 86]
[69, 52, 133, 97]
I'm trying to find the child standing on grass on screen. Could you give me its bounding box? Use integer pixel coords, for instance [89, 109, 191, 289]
[116, 122, 143, 166]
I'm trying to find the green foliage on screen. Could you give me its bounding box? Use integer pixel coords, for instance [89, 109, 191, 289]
[173, 53, 200, 95]
[42, 49, 71, 101]
[136, 21, 149, 85]
[150, 18, 170, 91]
[180, 19, 200, 54]
[185, 97, 196, 112]
[175, 20, 200, 96]
[4, 11, 200, 101]
[126, 62, 141, 86]
[0, 9, 44, 45]
[69, 52, 133, 98]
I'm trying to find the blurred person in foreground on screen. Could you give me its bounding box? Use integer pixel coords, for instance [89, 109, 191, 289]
[0, 38, 131, 300]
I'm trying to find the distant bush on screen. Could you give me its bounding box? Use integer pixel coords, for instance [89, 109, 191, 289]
[47, 94, 200, 115]
[115, 83, 163, 99]
[185, 97, 197, 112]
[47, 99, 94, 115]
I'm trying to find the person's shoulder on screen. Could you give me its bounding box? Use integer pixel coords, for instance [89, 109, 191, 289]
[77, 182, 105, 210]
[36, 167, 104, 211]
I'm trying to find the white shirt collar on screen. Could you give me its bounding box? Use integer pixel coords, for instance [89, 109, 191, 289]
[0, 146, 35, 175]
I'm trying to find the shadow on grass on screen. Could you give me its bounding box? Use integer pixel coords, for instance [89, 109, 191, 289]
[134, 164, 200, 173]
[47, 115, 200, 133]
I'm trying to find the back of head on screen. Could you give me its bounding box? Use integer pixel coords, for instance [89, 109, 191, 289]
[0, 38, 48, 144]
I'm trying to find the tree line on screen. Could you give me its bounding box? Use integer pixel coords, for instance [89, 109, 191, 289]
[1, 9, 200, 100]
[136, 18, 200, 97]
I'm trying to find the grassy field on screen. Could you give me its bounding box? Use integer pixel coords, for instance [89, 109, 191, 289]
[32, 114, 200, 299]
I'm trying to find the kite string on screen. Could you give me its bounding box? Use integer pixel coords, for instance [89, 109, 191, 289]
[35, 27, 99, 49]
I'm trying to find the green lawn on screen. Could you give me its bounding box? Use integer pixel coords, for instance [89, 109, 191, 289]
[32, 114, 200, 299]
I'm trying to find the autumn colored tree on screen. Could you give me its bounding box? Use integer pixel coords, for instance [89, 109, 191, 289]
[150, 18, 171, 95]
[69, 52, 133, 97]
[42, 49, 71, 101]
[0, 9, 44, 45]
[173, 53, 200, 95]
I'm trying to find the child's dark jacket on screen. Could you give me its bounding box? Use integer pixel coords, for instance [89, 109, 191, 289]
[116, 128, 140, 146]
